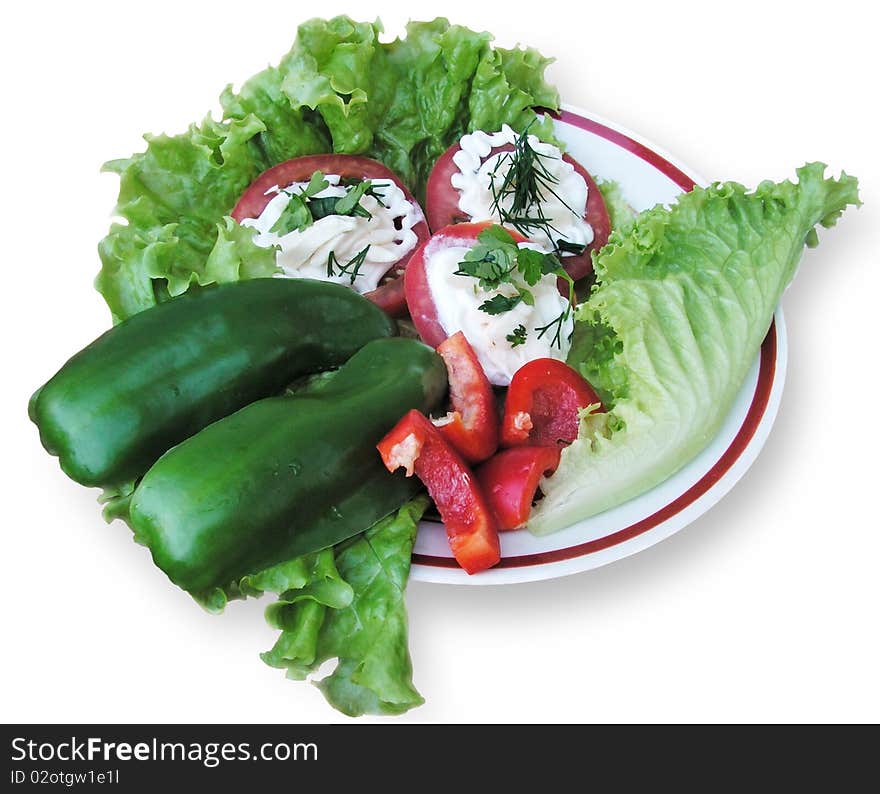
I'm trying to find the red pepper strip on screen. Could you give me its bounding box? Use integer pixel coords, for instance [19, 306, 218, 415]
[433, 331, 499, 464]
[501, 358, 604, 448]
[477, 447, 562, 531]
[377, 409, 501, 574]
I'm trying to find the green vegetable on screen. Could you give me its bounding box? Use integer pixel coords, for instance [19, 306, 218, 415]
[308, 179, 388, 221]
[202, 216, 280, 285]
[262, 497, 428, 716]
[507, 324, 528, 347]
[30, 279, 395, 491]
[332, 180, 373, 218]
[128, 338, 447, 595]
[479, 293, 524, 315]
[595, 178, 637, 235]
[269, 171, 333, 234]
[326, 245, 371, 284]
[98, 16, 559, 322]
[530, 164, 860, 534]
[454, 225, 575, 347]
[268, 173, 384, 235]
[96, 115, 275, 322]
[486, 123, 580, 249]
[269, 194, 313, 236]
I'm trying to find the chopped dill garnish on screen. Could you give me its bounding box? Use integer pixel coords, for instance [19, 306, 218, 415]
[555, 238, 587, 256]
[535, 308, 572, 349]
[327, 245, 371, 284]
[486, 124, 582, 255]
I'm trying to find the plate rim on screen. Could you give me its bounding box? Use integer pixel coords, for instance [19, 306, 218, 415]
[409, 104, 788, 585]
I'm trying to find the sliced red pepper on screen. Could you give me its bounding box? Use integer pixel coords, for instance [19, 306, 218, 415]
[501, 358, 604, 448]
[377, 409, 501, 574]
[477, 446, 562, 531]
[433, 331, 499, 464]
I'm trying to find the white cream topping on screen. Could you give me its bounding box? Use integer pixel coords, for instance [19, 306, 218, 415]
[424, 236, 574, 387]
[451, 125, 593, 254]
[242, 175, 422, 293]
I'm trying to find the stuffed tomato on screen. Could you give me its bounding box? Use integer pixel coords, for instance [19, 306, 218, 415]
[404, 222, 575, 387]
[233, 155, 430, 316]
[425, 125, 611, 281]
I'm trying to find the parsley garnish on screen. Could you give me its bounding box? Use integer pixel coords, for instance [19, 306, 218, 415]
[479, 294, 523, 315]
[332, 179, 387, 218]
[270, 172, 386, 234]
[454, 225, 575, 349]
[270, 195, 312, 235]
[334, 181, 374, 219]
[453, 224, 519, 288]
[302, 170, 331, 199]
[340, 177, 388, 207]
[506, 324, 528, 347]
[270, 171, 329, 235]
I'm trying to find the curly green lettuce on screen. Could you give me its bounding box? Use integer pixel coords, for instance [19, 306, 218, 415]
[97, 16, 559, 322]
[529, 164, 860, 535]
[596, 178, 637, 236]
[262, 497, 428, 717]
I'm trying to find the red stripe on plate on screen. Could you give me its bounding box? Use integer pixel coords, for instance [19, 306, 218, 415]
[413, 111, 775, 572]
[555, 110, 698, 192]
[413, 322, 777, 569]
[413, 322, 776, 570]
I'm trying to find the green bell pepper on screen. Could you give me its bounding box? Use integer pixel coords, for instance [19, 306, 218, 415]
[128, 337, 447, 595]
[30, 279, 396, 489]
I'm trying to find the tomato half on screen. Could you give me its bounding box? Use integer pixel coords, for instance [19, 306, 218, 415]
[404, 221, 530, 349]
[425, 142, 611, 281]
[231, 154, 430, 317]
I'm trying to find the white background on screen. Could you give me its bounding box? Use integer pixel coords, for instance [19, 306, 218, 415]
[2, 0, 877, 723]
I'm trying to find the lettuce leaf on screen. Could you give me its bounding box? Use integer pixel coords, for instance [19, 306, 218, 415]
[368, 20, 560, 197]
[201, 216, 279, 285]
[596, 178, 637, 236]
[262, 496, 428, 716]
[530, 164, 860, 534]
[97, 16, 558, 322]
[96, 115, 273, 321]
[259, 550, 356, 679]
[190, 549, 353, 615]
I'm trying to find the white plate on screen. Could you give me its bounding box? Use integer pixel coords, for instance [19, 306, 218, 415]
[410, 105, 787, 585]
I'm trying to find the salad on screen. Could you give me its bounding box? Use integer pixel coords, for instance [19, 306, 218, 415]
[29, 16, 859, 716]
